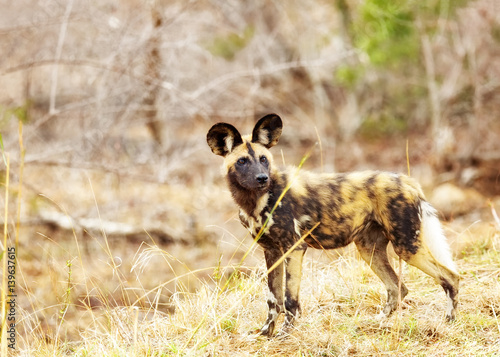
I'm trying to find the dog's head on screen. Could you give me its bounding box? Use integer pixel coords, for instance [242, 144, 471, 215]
[207, 114, 282, 191]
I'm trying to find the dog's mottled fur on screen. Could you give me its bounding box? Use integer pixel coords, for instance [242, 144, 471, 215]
[207, 114, 459, 336]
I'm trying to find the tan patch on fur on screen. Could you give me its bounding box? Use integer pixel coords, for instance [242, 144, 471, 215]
[224, 135, 234, 153]
[258, 129, 270, 146]
[284, 249, 304, 315]
[255, 192, 269, 217]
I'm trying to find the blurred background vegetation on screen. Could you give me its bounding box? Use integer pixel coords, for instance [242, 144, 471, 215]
[1, 0, 500, 347]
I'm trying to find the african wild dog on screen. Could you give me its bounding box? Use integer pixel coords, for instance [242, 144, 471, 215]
[207, 114, 459, 336]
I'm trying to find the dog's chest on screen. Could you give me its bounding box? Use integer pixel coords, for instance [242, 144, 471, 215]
[238, 191, 279, 237]
[238, 192, 302, 250]
[239, 208, 273, 238]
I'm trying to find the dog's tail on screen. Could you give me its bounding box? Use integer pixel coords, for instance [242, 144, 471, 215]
[419, 201, 458, 275]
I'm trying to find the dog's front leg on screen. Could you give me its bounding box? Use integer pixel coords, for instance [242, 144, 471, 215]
[280, 247, 306, 335]
[258, 249, 284, 337]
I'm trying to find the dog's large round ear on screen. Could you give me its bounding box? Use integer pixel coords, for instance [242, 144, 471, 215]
[251, 114, 283, 148]
[207, 123, 243, 157]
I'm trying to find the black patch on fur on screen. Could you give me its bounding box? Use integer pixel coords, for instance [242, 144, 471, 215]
[246, 142, 256, 159]
[291, 179, 355, 249]
[304, 186, 325, 221]
[387, 193, 421, 255]
[365, 173, 378, 200]
[440, 277, 458, 300]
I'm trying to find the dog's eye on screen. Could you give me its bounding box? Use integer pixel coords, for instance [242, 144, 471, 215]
[237, 158, 247, 166]
[260, 156, 268, 164]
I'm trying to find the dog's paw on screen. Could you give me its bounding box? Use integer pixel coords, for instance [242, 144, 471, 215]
[375, 310, 389, 321]
[275, 328, 292, 339]
[247, 327, 261, 335]
[445, 312, 456, 322]
[374, 311, 394, 328]
[249, 325, 274, 338]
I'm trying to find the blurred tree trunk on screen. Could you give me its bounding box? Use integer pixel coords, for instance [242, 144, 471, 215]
[335, 0, 361, 140]
[145, 2, 163, 146]
[420, 30, 441, 138]
[335, 0, 352, 46]
[420, 20, 452, 172]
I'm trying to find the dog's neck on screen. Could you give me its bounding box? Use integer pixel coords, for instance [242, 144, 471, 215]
[227, 178, 268, 220]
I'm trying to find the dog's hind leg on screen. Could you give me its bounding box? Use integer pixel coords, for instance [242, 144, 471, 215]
[355, 224, 408, 318]
[407, 253, 460, 321]
[395, 201, 459, 321]
[403, 249, 459, 321]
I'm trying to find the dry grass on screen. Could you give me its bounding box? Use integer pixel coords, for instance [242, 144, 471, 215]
[10, 219, 500, 357]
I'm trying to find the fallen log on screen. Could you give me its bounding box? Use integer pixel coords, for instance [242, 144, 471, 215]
[9, 210, 187, 245]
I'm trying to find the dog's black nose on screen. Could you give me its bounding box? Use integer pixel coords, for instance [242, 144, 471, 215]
[256, 174, 268, 184]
